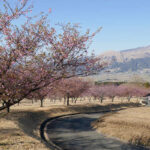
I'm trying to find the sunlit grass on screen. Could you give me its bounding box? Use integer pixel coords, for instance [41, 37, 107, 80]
[92, 107, 150, 147]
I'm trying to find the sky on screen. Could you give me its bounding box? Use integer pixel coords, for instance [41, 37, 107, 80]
[5, 0, 150, 54]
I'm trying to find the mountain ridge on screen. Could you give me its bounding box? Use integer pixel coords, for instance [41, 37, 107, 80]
[100, 45, 150, 73]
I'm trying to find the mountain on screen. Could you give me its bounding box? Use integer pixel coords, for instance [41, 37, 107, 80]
[100, 46, 150, 73]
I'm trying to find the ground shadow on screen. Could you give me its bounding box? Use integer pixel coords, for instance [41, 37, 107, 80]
[0, 102, 142, 149]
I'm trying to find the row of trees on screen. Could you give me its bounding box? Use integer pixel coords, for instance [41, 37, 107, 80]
[88, 84, 148, 103]
[0, 0, 104, 112]
[23, 77, 149, 107]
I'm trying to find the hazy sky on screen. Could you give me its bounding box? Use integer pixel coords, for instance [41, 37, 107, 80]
[9, 0, 150, 54]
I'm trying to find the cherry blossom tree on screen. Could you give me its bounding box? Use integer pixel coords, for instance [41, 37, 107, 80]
[105, 85, 118, 102]
[97, 86, 107, 103]
[88, 86, 99, 101]
[54, 78, 89, 106]
[117, 84, 149, 102]
[0, 0, 31, 33]
[89, 85, 107, 103]
[0, 1, 105, 112]
[132, 86, 149, 101]
[27, 86, 53, 107]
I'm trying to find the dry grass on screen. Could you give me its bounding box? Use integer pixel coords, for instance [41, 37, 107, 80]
[0, 98, 140, 150]
[92, 107, 150, 147]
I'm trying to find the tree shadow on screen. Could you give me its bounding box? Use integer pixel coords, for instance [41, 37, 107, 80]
[0, 102, 142, 149]
[0, 110, 50, 141]
[51, 102, 141, 114]
[16, 111, 49, 141]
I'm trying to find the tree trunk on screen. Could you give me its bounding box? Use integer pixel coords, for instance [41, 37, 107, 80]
[128, 97, 131, 102]
[89, 97, 91, 102]
[100, 97, 103, 103]
[74, 98, 77, 104]
[71, 98, 74, 103]
[6, 103, 10, 113]
[7, 106, 10, 113]
[67, 93, 70, 106]
[121, 97, 123, 103]
[63, 98, 65, 104]
[40, 99, 44, 107]
[112, 97, 114, 102]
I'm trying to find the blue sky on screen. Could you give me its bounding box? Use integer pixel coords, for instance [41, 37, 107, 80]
[6, 0, 150, 54]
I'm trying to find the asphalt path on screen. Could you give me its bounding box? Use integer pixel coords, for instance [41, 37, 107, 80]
[46, 113, 148, 150]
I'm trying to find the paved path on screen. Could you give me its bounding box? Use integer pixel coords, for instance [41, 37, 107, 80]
[46, 113, 148, 150]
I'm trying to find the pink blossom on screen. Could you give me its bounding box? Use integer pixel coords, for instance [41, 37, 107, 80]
[49, 8, 52, 13]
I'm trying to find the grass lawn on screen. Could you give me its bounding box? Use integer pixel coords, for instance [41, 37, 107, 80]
[92, 107, 150, 147]
[0, 98, 140, 150]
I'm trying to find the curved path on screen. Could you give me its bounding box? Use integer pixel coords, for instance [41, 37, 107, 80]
[46, 113, 148, 150]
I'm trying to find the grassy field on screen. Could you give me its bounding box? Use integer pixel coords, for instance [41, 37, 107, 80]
[0, 98, 141, 150]
[92, 107, 150, 147]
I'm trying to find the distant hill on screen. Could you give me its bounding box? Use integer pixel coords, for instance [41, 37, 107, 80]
[100, 46, 150, 73]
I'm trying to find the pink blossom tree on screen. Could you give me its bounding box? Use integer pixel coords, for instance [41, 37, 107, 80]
[105, 85, 118, 102]
[54, 78, 89, 106]
[0, 1, 105, 112]
[27, 86, 53, 107]
[89, 85, 107, 103]
[132, 86, 149, 101]
[88, 86, 99, 101]
[0, 0, 31, 33]
[117, 84, 149, 102]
